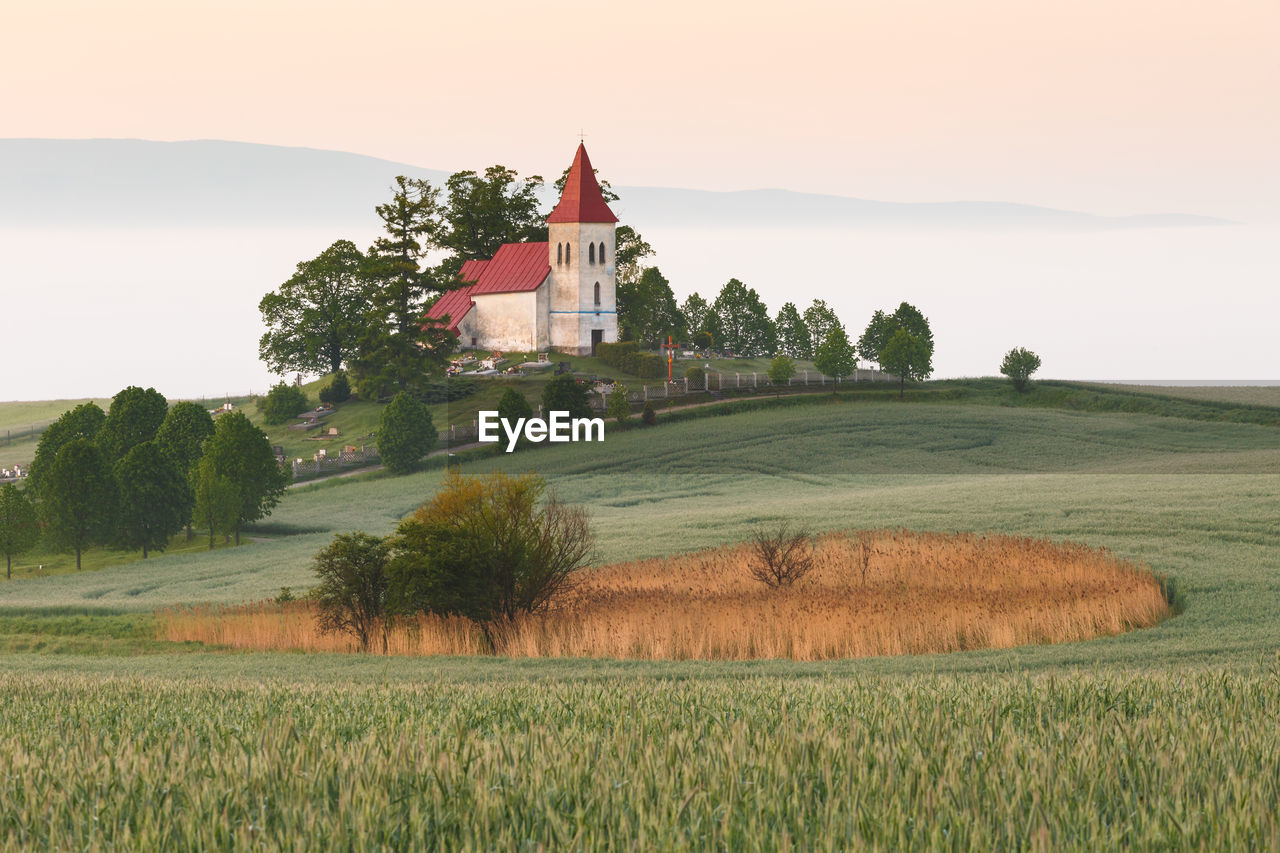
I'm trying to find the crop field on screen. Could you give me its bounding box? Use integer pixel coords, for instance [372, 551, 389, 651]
[1, 389, 1278, 846]
[2, 669, 1278, 849]
[159, 530, 1169, 660]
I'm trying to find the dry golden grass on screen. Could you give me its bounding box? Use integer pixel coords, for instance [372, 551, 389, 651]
[157, 529, 1170, 661]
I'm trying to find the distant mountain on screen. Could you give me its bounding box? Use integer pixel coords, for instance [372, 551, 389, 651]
[0, 138, 1233, 230]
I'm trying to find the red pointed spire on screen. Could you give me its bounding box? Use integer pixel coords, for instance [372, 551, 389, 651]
[547, 143, 618, 224]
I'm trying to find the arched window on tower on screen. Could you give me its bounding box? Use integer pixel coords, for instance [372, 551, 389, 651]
[598, 242, 606, 265]
[594, 282, 601, 306]
[589, 243, 595, 264]
[557, 243, 562, 264]
[566, 243, 571, 265]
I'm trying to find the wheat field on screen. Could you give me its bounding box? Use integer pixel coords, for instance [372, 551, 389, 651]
[157, 529, 1169, 660]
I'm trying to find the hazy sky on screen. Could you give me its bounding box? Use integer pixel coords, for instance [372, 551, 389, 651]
[5, 0, 1278, 221]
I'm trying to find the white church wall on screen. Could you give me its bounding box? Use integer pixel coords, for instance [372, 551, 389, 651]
[547, 222, 617, 354]
[472, 287, 543, 352]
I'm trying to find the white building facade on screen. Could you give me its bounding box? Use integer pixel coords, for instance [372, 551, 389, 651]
[427, 144, 619, 356]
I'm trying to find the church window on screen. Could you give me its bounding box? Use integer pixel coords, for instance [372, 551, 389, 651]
[594, 282, 601, 306]
[589, 242, 595, 264]
[557, 243, 562, 264]
[566, 243, 571, 265]
[598, 242, 605, 264]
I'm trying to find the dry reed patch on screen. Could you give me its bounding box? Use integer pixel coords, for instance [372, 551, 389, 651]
[156, 529, 1171, 660]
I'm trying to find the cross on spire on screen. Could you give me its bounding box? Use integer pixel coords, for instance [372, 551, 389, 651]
[577, 129, 588, 142]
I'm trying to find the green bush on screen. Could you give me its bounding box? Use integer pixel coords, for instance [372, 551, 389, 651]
[377, 393, 436, 475]
[685, 366, 705, 382]
[319, 371, 351, 404]
[633, 353, 667, 379]
[641, 400, 657, 426]
[541, 375, 593, 420]
[596, 341, 638, 369]
[260, 382, 311, 426]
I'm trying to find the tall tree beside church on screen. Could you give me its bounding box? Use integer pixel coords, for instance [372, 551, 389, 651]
[353, 177, 452, 399]
[618, 267, 685, 348]
[775, 302, 812, 358]
[438, 166, 545, 281]
[26, 402, 106, 499]
[681, 293, 712, 339]
[258, 239, 369, 376]
[803, 300, 843, 359]
[614, 226, 654, 288]
[711, 279, 777, 357]
[97, 386, 169, 463]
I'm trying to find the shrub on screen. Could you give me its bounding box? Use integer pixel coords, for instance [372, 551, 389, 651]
[633, 353, 667, 379]
[318, 371, 351, 404]
[596, 341, 638, 369]
[313, 532, 391, 652]
[1000, 347, 1043, 392]
[497, 388, 533, 424]
[541, 375, 594, 419]
[378, 392, 436, 475]
[607, 385, 631, 423]
[748, 522, 815, 588]
[260, 382, 311, 425]
[685, 365, 705, 383]
[387, 470, 596, 650]
[641, 400, 657, 426]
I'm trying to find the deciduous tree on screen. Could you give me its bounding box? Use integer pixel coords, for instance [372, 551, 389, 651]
[618, 267, 684, 347]
[314, 532, 391, 653]
[814, 326, 857, 392]
[880, 328, 933, 397]
[41, 438, 117, 570]
[1000, 347, 1042, 392]
[0, 483, 39, 580]
[711, 279, 776, 357]
[97, 386, 169, 463]
[191, 456, 239, 550]
[439, 166, 544, 279]
[114, 441, 188, 559]
[775, 302, 812, 358]
[386, 470, 595, 650]
[541, 375, 594, 420]
[768, 355, 797, 397]
[803, 300, 842, 358]
[258, 382, 311, 426]
[27, 402, 106, 498]
[258, 239, 369, 376]
[606, 385, 631, 422]
[377, 392, 436, 475]
[200, 412, 289, 544]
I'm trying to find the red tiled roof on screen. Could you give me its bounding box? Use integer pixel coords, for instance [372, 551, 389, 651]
[468, 242, 550, 295]
[425, 287, 475, 334]
[458, 259, 489, 284]
[547, 143, 618, 224]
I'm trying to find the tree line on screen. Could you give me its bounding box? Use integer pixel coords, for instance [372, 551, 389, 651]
[0, 389, 288, 574]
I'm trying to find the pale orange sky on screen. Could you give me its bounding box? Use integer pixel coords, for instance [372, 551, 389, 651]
[4, 0, 1277, 219]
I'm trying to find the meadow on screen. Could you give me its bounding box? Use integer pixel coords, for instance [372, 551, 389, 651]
[1, 388, 1278, 847]
[158, 529, 1169, 660]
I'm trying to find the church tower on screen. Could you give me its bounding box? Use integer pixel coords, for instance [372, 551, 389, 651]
[546, 143, 619, 356]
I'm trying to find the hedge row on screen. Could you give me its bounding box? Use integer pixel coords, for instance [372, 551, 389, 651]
[596, 342, 668, 379]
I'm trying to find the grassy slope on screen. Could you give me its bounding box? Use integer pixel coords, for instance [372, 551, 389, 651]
[1, 395, 1277, 676]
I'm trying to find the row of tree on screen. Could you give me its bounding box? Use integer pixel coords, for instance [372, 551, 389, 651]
[0, 388, 288, 573]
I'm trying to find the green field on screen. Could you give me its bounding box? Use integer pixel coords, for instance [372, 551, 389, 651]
[2, 385, 1279, 846]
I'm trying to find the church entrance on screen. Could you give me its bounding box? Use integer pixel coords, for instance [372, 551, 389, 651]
[591, 329, 603, 355]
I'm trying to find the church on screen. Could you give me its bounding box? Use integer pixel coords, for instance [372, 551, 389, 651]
[426, 143, 620, 356]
